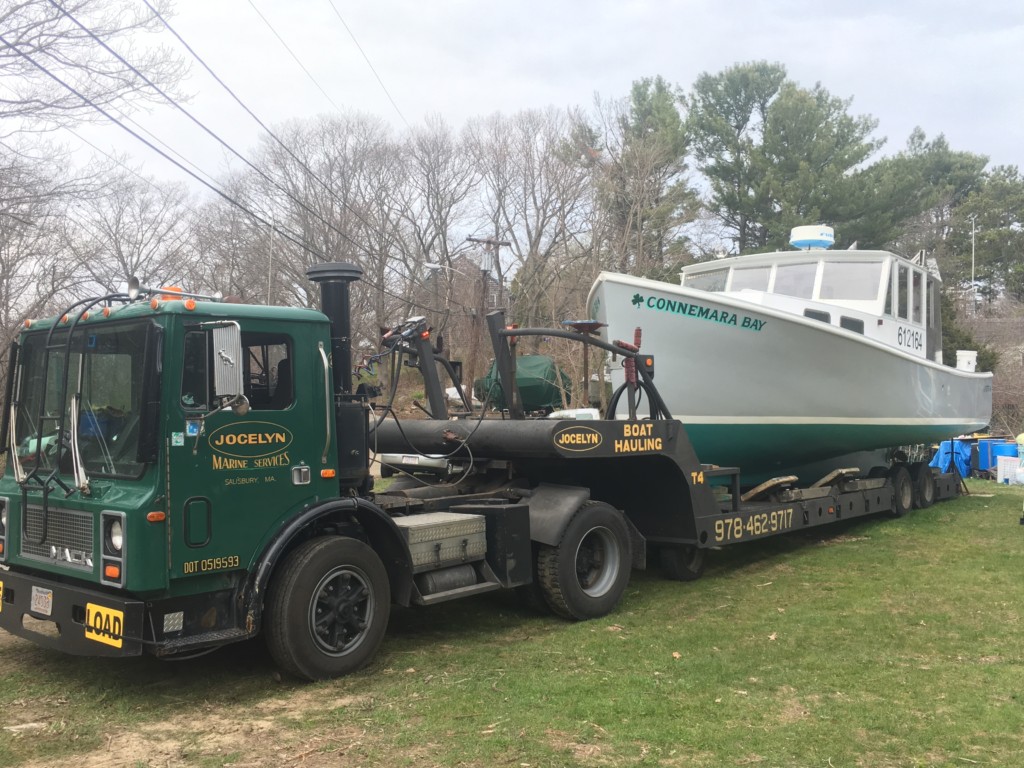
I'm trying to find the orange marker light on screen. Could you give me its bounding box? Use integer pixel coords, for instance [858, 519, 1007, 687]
[104, 564, 121, 580]
[146, 511, 166, 523]
[103, 306, 111, 317]
[61, 314, 69, 323]
[150, 298, 160, 310]
[0, 541, 5, 556]
[320, 469, 337, 479]
[184, 298, 196, 310]
[23, 319, 32, 328]
[159, 286, 184, 301]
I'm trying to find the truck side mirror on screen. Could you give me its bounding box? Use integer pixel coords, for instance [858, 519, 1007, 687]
[211, 323, 245, 404]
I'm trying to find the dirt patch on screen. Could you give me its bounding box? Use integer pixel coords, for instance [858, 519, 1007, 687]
[16, 690, 373, 768]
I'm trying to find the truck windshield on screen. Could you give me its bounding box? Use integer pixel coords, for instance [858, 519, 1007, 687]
[14, 321, 151, 479]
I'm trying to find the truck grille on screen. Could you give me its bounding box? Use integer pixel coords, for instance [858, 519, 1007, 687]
[21, 505, 95, 570]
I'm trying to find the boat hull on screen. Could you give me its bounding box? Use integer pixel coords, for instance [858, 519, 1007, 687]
[588, 272, 993, 483]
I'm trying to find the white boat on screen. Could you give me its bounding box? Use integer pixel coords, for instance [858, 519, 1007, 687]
[586, 226, 993, 483]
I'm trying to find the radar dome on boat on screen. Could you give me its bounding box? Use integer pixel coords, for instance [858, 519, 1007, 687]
[789, 225, 835, 250]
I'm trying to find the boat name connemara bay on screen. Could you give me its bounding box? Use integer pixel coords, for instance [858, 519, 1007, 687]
[633, 294, 766, 332]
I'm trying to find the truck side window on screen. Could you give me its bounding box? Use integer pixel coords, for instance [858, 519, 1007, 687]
[181, 331, 209, 410]
[242, 333, 293, 410]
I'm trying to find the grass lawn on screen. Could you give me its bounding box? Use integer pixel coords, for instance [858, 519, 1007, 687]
[1, 479, 1022, 767]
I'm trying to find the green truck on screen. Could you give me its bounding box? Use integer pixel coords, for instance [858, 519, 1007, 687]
[0, 264, 960, 680]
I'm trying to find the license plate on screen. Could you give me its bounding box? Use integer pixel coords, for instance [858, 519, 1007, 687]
[30, 586, 52, 617]
[85, 603, 124, 649]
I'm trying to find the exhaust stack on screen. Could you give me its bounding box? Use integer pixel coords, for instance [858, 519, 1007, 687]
[307, 262, 362, 395]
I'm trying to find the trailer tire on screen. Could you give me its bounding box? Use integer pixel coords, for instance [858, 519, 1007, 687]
[536, 502, 631, 621]
[888, 465, 913, 518]
[910, 462, 935, 509]
[660, 545, 706, 582]
[266, 536, 390, 681]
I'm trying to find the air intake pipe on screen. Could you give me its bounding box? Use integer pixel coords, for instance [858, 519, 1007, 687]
[307, 262, 362, 395]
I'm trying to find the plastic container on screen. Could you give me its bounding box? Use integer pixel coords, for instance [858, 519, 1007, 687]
[977, 439, 998, 471]
[992, 443, 1019, 459]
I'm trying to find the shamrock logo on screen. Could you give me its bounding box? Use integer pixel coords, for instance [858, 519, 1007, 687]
[631, 293, 644, 307]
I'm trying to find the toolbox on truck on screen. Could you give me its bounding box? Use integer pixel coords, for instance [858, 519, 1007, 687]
[394, 512, 487, 572]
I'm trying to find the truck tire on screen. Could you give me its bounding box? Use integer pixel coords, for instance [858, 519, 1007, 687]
[536, 501, 631, 620]
[660, 545, 706, 581]
[888, 465, 913, 518]
[265, 536, 390, 681]
[910, 462, 935, 509]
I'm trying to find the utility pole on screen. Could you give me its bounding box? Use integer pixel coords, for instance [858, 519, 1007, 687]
[466, 236, 511, 309]
[969, 214, 977, 313]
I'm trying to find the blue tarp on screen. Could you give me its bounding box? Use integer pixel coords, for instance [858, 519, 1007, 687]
[929, 440, 972, 477]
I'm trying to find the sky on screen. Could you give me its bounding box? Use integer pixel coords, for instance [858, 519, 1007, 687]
[75, 0, 1024, 188]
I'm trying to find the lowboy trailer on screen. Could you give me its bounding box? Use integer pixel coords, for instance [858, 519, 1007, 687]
[0, 263, 961, 679]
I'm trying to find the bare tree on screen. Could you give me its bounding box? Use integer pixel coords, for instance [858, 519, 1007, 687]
[67, 160, 194, 289]
[0, 141, 95, 371]
[0, 0, 188, 133]
[466, 108, 593, 338]
[396, 115, 477, 334]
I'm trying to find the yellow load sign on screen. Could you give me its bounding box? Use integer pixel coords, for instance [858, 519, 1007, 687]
[85, 603, 124, 648]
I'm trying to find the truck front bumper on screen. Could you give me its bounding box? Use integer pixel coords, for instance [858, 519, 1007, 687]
[0, 569, 145, 657]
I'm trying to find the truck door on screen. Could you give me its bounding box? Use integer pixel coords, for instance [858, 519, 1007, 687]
[167, 322, 332, 580]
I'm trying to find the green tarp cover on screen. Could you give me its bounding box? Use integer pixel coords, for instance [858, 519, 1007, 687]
[474, 355, 571, 411]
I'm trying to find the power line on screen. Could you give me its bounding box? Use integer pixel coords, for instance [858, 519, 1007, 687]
[323, 0, 411, 131]
[135, 0, 475, 319]
[245, 0, 345, 114]
[138, 0, 346, 203]
[0, 30, 318, 258]
[48, 0, 373, 263]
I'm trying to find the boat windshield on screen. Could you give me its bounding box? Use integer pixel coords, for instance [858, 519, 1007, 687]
[13, 321, 151, 479]
[683, 268, 728, 291]
[820, 260, 884, 301]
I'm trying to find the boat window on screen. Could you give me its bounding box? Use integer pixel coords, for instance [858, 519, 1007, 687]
[926, 277, 942, 361]
[773, 262, 817, 299]
[804, 309, 831, 324]
[884, 277, 893, 316]
[840, 317, 865, 334]
[683, 268, 728, 292]
[897, 266, 909, 320]
[729, 266, 771, 292]
[820, 261, 884, 300]
[911, 270, 923, 324]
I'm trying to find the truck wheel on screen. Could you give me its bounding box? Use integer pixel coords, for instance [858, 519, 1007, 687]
[266, 537, 390, 681]
[537, 501, 631, 620]
[888, 465, 913, 518]
[516, 545, 552, 614]
[910, 462, 935, 509]
[660, 545, 706, 581]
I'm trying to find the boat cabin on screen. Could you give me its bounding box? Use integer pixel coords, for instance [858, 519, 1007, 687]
[679, 249, 943, 363]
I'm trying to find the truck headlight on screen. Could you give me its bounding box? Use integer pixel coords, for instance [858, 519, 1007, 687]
[108, 519, 123, 552]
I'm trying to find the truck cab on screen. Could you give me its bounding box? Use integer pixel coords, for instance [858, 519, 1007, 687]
[0, 294, 343, 657]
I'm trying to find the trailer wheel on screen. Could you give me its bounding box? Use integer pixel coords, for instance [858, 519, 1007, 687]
[888, 465, 913, 518]
[265, 536, 390, 681]
[537, 502, 631, 620]
[660, 545, 706, 582]
[910, 463, 935, 508]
